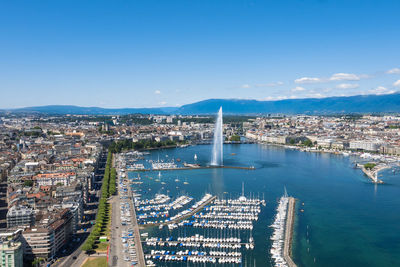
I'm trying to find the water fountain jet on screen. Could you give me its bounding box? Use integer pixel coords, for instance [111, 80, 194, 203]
[211, 107, 223, 166]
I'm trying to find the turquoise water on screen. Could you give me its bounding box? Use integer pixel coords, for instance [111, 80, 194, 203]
[129, 144, 400, 267]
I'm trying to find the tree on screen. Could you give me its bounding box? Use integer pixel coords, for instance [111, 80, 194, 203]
[24, 180, 33, 187]
[229, 135, 241, 142]
[364, 163, 376, 170]
[81, 241, 93, 252]
[303, 139, 313, 147]
[32, 257, 45, 267]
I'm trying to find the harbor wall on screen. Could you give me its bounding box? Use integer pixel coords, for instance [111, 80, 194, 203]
[283, 197, 297, 267]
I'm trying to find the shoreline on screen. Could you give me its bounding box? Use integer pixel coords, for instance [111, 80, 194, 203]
[283, 197, 297, 267]
[257, 141, 395, 184]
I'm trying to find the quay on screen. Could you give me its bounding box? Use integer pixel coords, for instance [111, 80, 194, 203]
[283, 197, 297, 267]
[128, 185, 146, 266]
[129, 165, 256, 172]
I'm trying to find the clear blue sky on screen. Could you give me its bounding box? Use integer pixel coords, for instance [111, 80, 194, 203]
[1, 0, 400, 108]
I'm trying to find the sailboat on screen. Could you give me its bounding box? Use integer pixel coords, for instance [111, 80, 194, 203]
[194, 154, 198, 160]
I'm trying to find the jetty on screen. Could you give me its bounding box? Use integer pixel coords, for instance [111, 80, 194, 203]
[360, 165, 385, 184]
[142, 195, 217, 227]
[269, 190, 297, 267]
[283, 197, 297, 267]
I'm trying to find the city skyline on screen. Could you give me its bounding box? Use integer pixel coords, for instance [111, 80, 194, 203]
[1, 1, 400, 109]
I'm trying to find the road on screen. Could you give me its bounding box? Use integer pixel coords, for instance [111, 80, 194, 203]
[109, 195, 128, 267]
[109, 154, 145, 267]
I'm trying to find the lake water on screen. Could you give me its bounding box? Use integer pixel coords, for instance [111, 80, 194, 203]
[129, 144, 400, 267]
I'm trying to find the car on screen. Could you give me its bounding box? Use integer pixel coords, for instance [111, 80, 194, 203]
[72, 256, 77, 260]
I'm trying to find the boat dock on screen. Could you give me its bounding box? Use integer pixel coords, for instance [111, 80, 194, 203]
[283, 197, 297, 267]
[145, 195, 217, 227]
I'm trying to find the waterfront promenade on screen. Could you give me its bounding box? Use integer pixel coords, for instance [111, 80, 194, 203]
[283, 197, 297, 267]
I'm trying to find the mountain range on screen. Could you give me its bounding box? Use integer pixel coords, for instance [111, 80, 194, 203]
[3, 93, 400, 115]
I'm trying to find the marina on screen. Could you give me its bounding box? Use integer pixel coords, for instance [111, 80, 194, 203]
[113, 142, 400, 267]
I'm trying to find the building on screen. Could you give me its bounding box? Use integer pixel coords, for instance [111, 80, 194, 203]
[22, 209, 73, 260]
[349, 140, 383, 151]
[380, 145, 400, 155]
[261, 135, 288, 144]
[6, 206, 35, 228]
[22, 227, 55, 259]
[34, 172, 76, 186]
[0, 238, 23, 267]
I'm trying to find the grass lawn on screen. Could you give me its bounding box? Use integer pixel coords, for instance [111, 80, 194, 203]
[94, 241, 109, 252]
[82, 257, 107, 267]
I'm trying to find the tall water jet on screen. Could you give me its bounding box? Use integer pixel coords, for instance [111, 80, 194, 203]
[211, 107, 223, 166]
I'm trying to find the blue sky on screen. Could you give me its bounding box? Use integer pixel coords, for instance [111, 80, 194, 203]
[1, 0, 400, 108]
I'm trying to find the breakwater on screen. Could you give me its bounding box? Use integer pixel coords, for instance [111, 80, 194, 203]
[284, 197, 297, 267]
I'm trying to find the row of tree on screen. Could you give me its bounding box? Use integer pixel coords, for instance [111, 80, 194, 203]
[82, 151, 116, 251]
[109, 139, 181, 153]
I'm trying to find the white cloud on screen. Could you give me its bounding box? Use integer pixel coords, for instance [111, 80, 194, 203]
[368, 86, 396, 95]
[387, 68, 400, 74]
[294, 77, 322, 84]
[263, 96, 289, 101]
[291, 86, 306, 92]
[307, 93, 325, 98]
[241, 84, 251, 89]
[394, 80, 400, 87]
[336, 83, 359, 89]
[255, 81, 284, 87]
[329, 73, 360, 81]
[154, 90, 161, 94]
[158, 101, 167, 105]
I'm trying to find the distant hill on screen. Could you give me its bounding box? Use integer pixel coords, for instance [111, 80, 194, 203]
[178, 93, 400, 114]
[10, 105, 178, 115]
[5, 93, 400, 115]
